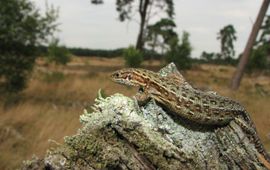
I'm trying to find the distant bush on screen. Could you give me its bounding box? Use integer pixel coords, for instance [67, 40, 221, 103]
[166, 32, 192, 70]
[47, 39, 71, 65]
[165, 50, 239, 66]
[199, 51, 238, 65]
[200, 51, 216, 62]
[123, 46, 143, 67]
[67, 47, 163, 60]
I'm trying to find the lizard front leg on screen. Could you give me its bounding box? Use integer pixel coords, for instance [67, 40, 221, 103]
[131, 87, 151, 114]
[135, 86, 151, 105]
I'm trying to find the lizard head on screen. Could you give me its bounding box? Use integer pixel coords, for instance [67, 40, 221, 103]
[110, 68, 147, 87]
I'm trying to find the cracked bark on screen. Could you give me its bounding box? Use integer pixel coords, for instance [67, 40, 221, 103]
[21, 63, 270, 170]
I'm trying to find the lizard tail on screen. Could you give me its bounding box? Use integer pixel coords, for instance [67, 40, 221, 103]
[236, 113, 270, 163]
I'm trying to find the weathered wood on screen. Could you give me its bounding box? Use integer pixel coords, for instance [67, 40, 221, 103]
[21, 64, 270, 170]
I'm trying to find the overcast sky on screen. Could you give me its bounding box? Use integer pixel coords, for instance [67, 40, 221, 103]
[33, 0, 268, 57]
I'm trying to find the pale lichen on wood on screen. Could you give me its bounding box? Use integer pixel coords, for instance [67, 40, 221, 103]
[21, 64, 270, 170]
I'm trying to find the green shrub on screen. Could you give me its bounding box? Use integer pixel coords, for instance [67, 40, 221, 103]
[123, 46, 143, 67]
[47, 39, 71, 65]
[247, 44, 270, 72]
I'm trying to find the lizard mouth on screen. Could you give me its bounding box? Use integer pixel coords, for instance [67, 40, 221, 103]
[111, 76, 133, 86]
[115, 79, 135, 86]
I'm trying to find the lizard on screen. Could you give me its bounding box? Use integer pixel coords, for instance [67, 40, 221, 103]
[110, 68, 270, 164]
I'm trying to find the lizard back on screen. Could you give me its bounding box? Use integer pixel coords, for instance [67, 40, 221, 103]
[148, 75, 245, 125]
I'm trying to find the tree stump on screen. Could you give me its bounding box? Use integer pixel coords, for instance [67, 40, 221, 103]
[21, 64, 270, 170]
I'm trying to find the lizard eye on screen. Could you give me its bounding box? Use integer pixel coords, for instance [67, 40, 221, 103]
[114, 73, 119, 78]
[138, 87, 144, 93]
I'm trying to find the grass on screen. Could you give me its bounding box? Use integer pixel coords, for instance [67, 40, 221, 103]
[0, 57, 269, 169]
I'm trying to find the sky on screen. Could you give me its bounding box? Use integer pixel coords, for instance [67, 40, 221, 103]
[33, 0, 267, 57]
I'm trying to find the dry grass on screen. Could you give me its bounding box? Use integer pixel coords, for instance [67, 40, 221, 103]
[0, 57, 269, 169]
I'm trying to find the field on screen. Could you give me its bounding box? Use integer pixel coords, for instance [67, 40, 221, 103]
[0, 57, 270, 169]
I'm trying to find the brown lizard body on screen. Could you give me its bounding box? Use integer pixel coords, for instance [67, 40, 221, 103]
[111, 68, 245, 125]
[111, 68, 270, 163]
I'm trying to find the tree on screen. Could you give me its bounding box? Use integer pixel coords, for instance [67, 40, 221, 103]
[231, 0, 270, 90]
[145, 18, 178, 55]
[0, 0, 58, 93]
[91, 0, 174, 50]
[166, 31, 192, 70]
[217, 25, 237, 64]
[259, 15, 270, 44]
